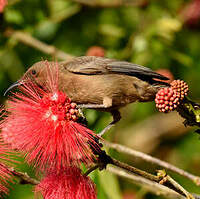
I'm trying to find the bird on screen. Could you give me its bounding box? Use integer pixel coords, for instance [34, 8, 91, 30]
[4, 56, 169, 136]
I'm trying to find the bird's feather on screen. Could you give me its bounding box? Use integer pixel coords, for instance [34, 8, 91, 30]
[61, 56, 169, 82]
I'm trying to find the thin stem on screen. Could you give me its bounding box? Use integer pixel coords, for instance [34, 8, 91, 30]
[4, 29, 74, 61]
[84, 165, 99, 176]
[85, 161, 199, 199]
[8, 167, 39, 185]
[111, 158, 160, 182]
[107, 166, 186, 199]
[103, 140, 200, 186]
[83, 154, 160, 182]
[157, 170, 195, 199]
[165, 175, 194, 199]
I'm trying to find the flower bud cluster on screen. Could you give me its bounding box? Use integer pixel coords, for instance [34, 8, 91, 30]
[66, 102, 79, 121]
[170, 79, 189, 100]
[155, 80, 189, 113]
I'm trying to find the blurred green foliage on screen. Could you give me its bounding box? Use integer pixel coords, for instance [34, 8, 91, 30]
[1, 0, 200, 198]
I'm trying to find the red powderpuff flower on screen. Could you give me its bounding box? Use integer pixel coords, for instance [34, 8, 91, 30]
[0, 142, 14, 196]
[1, 61, 101, 172]
[0, 0, 7, 13]
[0, 163, 12, 196]
[35, 167, 97, 199]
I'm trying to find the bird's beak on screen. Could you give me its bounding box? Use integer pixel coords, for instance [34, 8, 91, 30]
[4, 80, 24, 96]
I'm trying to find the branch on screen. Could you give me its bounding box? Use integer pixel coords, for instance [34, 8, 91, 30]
[84, 165, 99, 176]
[8, 167, 39, 185]
[103, 140, 200, 186]
[107, 166, 186, 199]
[4, 29, 74, 61]
[70, 0, 147, 8]
[111, 158, 160, 182]
[87, 152, 196, 198]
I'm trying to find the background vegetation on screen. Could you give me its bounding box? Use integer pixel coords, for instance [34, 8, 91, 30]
[1, 0, 200, 198]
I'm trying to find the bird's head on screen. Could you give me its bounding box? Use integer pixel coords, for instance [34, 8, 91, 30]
[4, 61, 57, 96]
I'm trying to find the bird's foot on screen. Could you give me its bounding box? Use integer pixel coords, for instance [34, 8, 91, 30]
[98, 110, 121, 137]
[98, 123, 114, 137]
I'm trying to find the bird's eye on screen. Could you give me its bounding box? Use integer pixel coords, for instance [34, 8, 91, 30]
[31, 70, 37, 76]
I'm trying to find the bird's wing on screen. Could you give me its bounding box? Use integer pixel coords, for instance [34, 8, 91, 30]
[106, 61, 168, 80]
[62, 56, 168, 81]
[61, 56, 109, 74]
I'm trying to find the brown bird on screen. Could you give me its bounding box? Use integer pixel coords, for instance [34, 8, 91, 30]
[5, 56, 169, 136]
